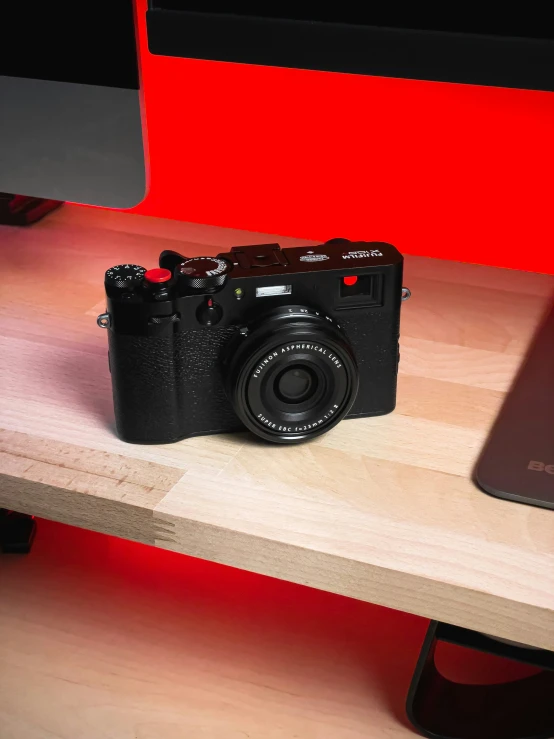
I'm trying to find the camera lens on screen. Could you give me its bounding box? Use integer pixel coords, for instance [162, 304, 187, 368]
[226, 307, 359, 444]
[275, 366, 316, 403]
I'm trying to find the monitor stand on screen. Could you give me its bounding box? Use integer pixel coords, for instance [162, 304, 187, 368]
[0, 509, 36, 553]
[0, 193, 62, 225]
[475, 300, 554, 510]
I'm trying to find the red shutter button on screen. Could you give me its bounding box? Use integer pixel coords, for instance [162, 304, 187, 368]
[144, 268, 172, 283]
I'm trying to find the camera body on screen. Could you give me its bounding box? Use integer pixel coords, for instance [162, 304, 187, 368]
[100, 239, 404, 444]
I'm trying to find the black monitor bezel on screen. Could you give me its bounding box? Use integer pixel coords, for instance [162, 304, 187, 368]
[146, 6, 554, 92]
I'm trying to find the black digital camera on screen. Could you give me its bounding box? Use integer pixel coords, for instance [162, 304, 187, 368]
[98, 238, 405, 444]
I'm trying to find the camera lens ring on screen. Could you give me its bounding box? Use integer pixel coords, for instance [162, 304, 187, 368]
[226, 307, 359, 443]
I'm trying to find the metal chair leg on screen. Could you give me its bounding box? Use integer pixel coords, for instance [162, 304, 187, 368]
[406, 621, 554, 739]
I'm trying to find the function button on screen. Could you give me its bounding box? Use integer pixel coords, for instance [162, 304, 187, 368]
[144, 268, 172, 283]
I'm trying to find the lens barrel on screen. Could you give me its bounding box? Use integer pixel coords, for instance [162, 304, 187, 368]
[226, 306, 359, 443]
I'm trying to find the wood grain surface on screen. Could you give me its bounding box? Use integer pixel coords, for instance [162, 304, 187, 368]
[1, 205, 553, 650]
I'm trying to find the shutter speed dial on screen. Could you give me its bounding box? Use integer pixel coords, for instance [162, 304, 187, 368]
[179, 257, 231, 289]
[105, 264, 146, 289]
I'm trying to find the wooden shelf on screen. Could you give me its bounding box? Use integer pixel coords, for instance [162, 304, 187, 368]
[1, 205, 553, 651]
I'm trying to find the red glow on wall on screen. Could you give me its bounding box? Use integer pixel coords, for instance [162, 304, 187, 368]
[129, 0, 554, 274]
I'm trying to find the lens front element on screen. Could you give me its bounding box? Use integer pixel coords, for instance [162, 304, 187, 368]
[276, 366, 316, 403]
[227, 307, 359, 443]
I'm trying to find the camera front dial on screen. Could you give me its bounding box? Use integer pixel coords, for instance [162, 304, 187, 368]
[226, 306, 359, 443]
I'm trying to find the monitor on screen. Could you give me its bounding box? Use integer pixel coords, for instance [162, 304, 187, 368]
[147, 5, 554, 91]
[1, 5, 553, 210]
[0, 3, 146, 209]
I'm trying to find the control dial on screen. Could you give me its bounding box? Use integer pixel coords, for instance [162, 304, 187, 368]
[105, 264, 146, 289]
[179, 257, 231, 289]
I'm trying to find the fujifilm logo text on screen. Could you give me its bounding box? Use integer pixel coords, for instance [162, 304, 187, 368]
[528, 461, 554, 474]
[342, 249, 383, 259]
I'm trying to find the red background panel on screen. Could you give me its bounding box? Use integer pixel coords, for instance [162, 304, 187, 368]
[130, 0, 554, 274]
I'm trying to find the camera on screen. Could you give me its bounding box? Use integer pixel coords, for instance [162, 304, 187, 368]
[98, 238, 405, 444]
